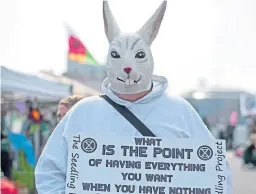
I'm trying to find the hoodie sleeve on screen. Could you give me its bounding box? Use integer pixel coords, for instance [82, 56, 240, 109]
[35, 113, 69, 194]
[183, 100, 233, 194]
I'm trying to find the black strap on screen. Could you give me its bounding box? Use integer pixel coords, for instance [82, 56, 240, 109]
[100, 95, 155, 137]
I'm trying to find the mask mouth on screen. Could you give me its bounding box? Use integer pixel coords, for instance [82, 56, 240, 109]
[117, 77, 125, 82]
[117, 77, 141, 83]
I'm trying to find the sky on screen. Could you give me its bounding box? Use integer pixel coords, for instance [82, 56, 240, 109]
[0, 0, 256, 94]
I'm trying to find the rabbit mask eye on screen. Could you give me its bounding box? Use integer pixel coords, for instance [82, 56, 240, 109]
[135, 51, 146, 59]
[110, 51, 121, 58]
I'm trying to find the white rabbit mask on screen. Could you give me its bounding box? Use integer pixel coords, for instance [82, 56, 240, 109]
[103, 1, 167, 94]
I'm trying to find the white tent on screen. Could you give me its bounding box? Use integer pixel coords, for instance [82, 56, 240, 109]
[39, 70, 99, 96]
[1, 66, 71, 102]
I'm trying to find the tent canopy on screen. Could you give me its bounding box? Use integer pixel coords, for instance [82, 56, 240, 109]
[39, 70, 99, 96]
[1, 66, 72, 102]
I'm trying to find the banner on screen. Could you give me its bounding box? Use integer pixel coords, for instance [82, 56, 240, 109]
[240, 94, 256, 116]
[65, 132, 227, 194]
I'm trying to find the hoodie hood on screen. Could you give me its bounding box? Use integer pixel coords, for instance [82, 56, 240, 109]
[102, 75, 168, 107]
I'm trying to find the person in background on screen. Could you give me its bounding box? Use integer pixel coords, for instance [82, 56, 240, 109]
[202, 117, 210, 130]
[1, 132, 12, 179]
[216, 118, 227, 140]
[226, 111, 238, 149]
[189, 104, 210, 131]
[243, 134, 256, 167]
[1, 109, 13, 179]
[39, 95, 84, 153]
[56, 95, 84, 123]
[249, 117, 256, 135]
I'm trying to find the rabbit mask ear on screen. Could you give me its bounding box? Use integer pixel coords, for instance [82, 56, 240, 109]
[137, 1, 167, 46]
[103, 1, 121, 43]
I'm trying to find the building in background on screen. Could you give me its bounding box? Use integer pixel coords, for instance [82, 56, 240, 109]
[182, 88, 255, 126]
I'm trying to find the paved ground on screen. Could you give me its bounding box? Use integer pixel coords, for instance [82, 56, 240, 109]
[227, 152, 256, 194]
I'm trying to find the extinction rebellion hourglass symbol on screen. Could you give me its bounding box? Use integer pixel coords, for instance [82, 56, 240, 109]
[81, 138, 97, 153]
[197, 145, 213, 161]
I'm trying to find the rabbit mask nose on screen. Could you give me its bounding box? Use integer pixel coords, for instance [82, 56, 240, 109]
[124, 67, 132, 74]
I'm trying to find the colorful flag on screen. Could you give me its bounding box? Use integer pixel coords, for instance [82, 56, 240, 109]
[8, 132, 36, 168]
[65, 24, 99, 65]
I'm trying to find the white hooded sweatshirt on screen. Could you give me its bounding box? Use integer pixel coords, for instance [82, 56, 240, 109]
[35, 76, 233, 194]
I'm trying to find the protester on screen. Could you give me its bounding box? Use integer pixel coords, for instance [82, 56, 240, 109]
[56, 95, 84, 123]
[1, 109, 13, 179]
[35, 1, 233, 194]
[226, 111, 238, 149]
[249, 117, 256, 135]
[189, 104, 210, 130]
[1, 132, 12, 179]
[202, 117, 210, 130]
[243, 134, 256, 167]
[39, 95, 84, 153]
